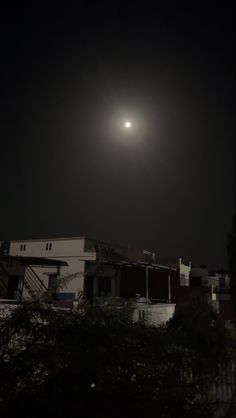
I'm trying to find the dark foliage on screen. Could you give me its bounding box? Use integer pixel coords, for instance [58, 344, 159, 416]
[0, 298, 226, 418]
[228, 212, 236, 320]
[167, 294, 227, 367]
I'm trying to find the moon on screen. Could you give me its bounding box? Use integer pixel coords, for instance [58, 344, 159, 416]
[125, 121, 131, 128]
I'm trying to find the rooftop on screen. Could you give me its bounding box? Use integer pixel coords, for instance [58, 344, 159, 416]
[0, 255, 68, 267]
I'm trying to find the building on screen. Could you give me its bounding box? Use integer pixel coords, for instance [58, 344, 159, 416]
[1, 237, 130, 301]
[4, 237, 161, 301]
[0, 254, 67, 301]
[190, 266, 208, 287]
[0, 238, 213, 305]
[179, 258, 191, 286]
[190, 265, 234, 326]
[1, 237, 176, 325]
[1, 236, 226, 327]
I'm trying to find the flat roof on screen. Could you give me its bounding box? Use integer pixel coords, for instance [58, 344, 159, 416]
[0, 255, 68, 267]
[9, 236, 120, 245]
[9, 236, 124, 250]
[88, 259, 177, 271]
[9, 236, 86, 243]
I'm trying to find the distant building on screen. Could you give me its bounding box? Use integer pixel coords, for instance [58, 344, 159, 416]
[179, 258, 191, 286]
[190, 266, 208, 287]
[190, 265, 234, 326]
[126, 246, 156, 263]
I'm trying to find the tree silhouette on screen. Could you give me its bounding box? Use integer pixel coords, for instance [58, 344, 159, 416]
[0, 299, 216, 418]
[228, 212, 236, 321]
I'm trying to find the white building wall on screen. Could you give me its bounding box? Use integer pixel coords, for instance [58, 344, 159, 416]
[179, 258, 191, 286]
[134, 303, 176, 326]
[9, 238, 86, 258]
[9, 238, 96, 299]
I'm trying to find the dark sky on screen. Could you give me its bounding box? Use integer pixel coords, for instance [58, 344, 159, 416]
[0, 2, 235, 268]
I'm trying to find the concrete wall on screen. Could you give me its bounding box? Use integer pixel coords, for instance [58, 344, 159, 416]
[134, 303, 176, 326]
[179, 258, 191, 286]
[10, 237, 86, 258]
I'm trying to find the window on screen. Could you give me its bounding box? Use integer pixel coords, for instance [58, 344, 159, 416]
[46, 243, 52, 251]
[98, 277, 111, 297]
[20, 244, 26, 251]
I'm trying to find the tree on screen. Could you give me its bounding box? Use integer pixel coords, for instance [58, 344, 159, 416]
[228, 211, 236, 321]
[0, 299, 213, 418]
[227, 212, 236, 415]
[167, 294, 227, 367]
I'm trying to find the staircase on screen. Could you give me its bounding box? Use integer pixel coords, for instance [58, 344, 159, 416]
[24, 266, 48, 298]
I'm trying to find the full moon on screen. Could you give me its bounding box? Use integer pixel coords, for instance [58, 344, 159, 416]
[125, 121, 131, 128]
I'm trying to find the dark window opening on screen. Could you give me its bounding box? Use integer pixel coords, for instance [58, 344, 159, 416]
[7, 276, 20, 299]
[98, 277, 111, 297]
[48, 274, 58, 300]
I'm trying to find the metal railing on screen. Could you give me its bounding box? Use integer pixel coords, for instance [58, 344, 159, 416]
[24, 266, 48, 298]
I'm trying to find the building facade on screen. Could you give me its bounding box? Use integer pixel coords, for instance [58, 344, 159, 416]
[0, 255, 67, 301]
[8, 237, 97, 300]
[7, 237, 129, 301]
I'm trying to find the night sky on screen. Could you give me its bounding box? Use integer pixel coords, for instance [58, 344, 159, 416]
[0, 2, 235, 268]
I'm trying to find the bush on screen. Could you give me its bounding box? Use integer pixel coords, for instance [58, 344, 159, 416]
[0, 299, 215, 418]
